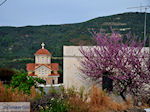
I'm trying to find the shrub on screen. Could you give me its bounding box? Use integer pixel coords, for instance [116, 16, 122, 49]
[137, 89, 150, 107]
[88, 86, 131, 112]
[64, 87, 90, 112]
[30, 91, 61, 112]
[67, 86, 131, 112]
[31, 86, 132, 112]
[10, 73, 46, 94]
[39, 98, 69, 112]
[0, 68, 15, 84]
[0, 82, 39, 102]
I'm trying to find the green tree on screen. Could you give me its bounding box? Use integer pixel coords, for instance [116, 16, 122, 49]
[10, 73, 46, 94]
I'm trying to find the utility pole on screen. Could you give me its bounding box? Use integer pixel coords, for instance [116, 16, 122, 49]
[127, 6, 150, 47]
[144, 7, 147, 47]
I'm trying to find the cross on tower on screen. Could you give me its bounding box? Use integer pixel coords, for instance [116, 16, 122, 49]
[41, 42, 45, 49]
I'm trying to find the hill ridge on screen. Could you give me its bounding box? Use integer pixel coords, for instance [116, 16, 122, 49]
[0, 12, 150, 69]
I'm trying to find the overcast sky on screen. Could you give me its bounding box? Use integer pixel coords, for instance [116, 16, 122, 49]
[0, 0, 149, 26]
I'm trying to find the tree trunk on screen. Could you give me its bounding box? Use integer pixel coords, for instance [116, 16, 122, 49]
[120, 91, 127, 102]
[102, 72, 113, 92]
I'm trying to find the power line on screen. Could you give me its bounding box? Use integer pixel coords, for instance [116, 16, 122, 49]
[0, 0, 7, 7]
[127, 6, 150, 47]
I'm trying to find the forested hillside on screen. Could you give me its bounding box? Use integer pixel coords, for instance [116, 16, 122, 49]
[0, 12, 150, 69]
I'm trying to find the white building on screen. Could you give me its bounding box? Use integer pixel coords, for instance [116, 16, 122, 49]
[26, 43, 59, 84]
[63, 46, 149, 89]
[63, 46, 100, 90]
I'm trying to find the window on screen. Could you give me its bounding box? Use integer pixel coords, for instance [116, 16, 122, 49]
[41, 68, 44, 75]
[42, 57, 44, 62]
[52, 79, 55, 84]
[47, 57, 49, 62]
[38, 57, 39, 62]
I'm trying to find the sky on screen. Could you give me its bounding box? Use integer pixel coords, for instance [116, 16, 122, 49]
[0, 0, 149, 26]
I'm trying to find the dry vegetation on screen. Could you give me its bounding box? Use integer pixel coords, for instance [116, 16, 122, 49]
[89, 86, 131, 112]
[0, 81, 39, 102]
[67, 86, 131, 112]
[0, 82, 140, 112]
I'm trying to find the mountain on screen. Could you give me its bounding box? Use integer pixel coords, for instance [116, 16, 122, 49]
[0, 12, 150, 70]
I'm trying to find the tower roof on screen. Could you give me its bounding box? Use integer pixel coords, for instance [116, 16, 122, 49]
[35, 48, 51, 55]
[26, 63, 59, 71]
[26, 63, 35, 71]
[34, 42, 51, 55]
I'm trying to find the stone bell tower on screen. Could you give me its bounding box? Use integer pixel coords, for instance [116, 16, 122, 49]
[35, 42, 51, 64]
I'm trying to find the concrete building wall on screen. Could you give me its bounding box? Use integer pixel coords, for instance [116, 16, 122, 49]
[63, 46, 149, 90]
[63, 46, 99, 90]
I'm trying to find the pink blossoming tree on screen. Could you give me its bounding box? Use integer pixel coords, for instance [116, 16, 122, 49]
[80, 32, 150, 101]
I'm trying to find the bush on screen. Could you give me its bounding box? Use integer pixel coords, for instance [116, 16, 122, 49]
[0, 68, 15, 84]
[89, 86, 131, 112]
[67, 86, 131, 112]
[10, 73, 46, 94]
[0, 82, 39, 102]
[137, 89, 150, 107]
[30, 88, 60, 112]
[31, 86, 132, 112]
[39, 98, 69, 112]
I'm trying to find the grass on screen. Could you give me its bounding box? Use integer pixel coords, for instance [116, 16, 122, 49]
[0, 81, 40, 102]
[0, 82, 133, 112]
[67, 86, 131, 112]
